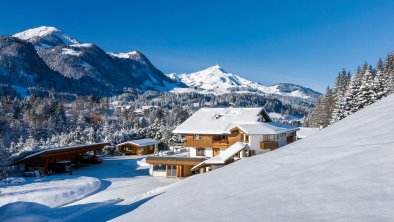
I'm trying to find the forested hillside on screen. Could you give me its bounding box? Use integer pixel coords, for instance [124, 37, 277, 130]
[0, 90, 314, 175]
[304, 53, 394, 127]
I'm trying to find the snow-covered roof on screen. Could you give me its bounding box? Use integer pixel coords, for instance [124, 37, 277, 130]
[235, 122, 299, 135]
[191, 142, 248, 171]
[117, 138, 158, 147]
[173, 107, 296, 135]
[297, 127, 321, 139]
[16, 143, 110, 163]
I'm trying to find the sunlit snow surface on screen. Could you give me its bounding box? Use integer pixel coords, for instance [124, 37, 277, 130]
[0, 156, 178, 221]
[116, 94, 394, 222]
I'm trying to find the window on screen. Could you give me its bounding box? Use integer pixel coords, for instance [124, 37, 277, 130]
[153, 164, 166, 172]
[194, 134, 202, 140]
[166, 165, 177, 177]
[196, 148, 205, 156]
[243, 134, 249, 143]
[213, 134, 227, 140]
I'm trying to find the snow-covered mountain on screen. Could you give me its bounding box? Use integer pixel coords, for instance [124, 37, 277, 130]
[116, 92, 394, 222]
[167, 65, 321, 99]
[1, 26, 184, 96]
[13, 26, 79, 49]
[0, 36, 76, 93]
[3, 26, 318, 99]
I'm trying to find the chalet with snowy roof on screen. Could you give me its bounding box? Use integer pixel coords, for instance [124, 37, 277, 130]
[13, 143, 109, 175]
[117, 138, 158, 155]
[146, 107, 299, 177]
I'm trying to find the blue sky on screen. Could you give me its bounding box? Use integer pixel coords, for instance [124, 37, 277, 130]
[1, 0, 394, 92]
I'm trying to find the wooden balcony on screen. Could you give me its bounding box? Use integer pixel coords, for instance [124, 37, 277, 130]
[287, 136, 295, 143]
[260, 141, 278, 150]
[212, 139, 229, 149]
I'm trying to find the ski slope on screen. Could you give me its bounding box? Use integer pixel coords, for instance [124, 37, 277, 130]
[115, 94, 394, 222]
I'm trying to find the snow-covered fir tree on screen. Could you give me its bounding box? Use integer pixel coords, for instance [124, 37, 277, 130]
[331, 69, 351, 123]
[373, 58, 387, 100]
[0, 139, 9, 179]
[356, 68, 376, 110]
[384, 53, 394, 94]
[309, 54, 394, 128]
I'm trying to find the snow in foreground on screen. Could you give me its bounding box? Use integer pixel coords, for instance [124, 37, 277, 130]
[0, 176, 100, 208]
[0, 156, 178, 222]
[115, 94, 394, 222]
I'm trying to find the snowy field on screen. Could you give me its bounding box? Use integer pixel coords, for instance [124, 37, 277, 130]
[114, 94, 394, 221]
[0, 156, 179, 222]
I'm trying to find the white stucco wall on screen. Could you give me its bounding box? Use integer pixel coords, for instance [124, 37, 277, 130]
[189, 147, 197, 157]
[205, 148, 213, 157]
[249, 135, 262, 154]
[152, 171, 167, 177]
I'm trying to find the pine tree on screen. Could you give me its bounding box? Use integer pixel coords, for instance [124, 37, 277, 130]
[0, 139, 9, 179]
[384, 53, 394, 94]
[373, 63, 386, 100]
[331, 69, 351, 123]
[356, 68, 376, 109]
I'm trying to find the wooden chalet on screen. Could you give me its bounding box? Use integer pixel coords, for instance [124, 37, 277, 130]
[117, 138, 158, 156]
[14, 143, 109, 175]
[147, 107, 299, 178]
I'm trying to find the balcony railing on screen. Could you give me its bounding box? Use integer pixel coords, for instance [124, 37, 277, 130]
[212, 139, 229, 148]
[260, 141, 278, 150]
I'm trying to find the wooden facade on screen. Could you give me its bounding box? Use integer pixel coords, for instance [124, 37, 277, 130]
[146, 156, 206, 178]
[287, 135, 295, 143]
[118, 144, 154, 156]
[184, 129, 244, 149]
[260, 141, 278, 150]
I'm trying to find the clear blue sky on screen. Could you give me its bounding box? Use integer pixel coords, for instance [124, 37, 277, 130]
[1, 0, 394, 92]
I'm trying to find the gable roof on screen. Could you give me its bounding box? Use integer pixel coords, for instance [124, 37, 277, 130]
[191, 142, 249, 171]
[173, 107, 297, 135]
[117, 138, 158, 147]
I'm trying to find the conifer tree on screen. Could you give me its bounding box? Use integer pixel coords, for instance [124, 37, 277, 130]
[373, 61, 386, 100]
[384, 53, 394, 94]
[356, 68, 376, 109]
[331, 69, 351, 123]
[0, 139, 9, 179]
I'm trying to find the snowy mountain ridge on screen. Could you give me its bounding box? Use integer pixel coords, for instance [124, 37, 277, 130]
[13, 26, 79, 49]
[167, 65, 321, 99]
[2, 26, 184, 95]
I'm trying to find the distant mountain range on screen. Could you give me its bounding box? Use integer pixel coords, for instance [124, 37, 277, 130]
[0, 26, 321, 99]
[0, 26, 183, 96]
[167, 65, 321, 99]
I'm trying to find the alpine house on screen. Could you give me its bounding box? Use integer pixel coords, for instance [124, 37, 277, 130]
[146, 107, 299, 177]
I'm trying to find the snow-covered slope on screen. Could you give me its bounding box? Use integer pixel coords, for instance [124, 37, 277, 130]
[167, 65, 321, 99]
[116, 94, 394, 221]
[13, 26, 79, 49]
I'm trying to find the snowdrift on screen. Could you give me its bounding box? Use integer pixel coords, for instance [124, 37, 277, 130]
[115, 94, 394, 221]
[0, 176, 100, 208]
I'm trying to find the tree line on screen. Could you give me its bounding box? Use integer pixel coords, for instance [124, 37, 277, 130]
[304, 53, 394, 127]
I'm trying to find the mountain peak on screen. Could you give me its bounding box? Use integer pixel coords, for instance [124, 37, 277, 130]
[169, 66, 321, 99]
[205, 65, 224, 72]
[108, 50, 140, 59]
[108, 50, 151, 65]
[14, 26, 60, 38]
[13, 26, 79, 48]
